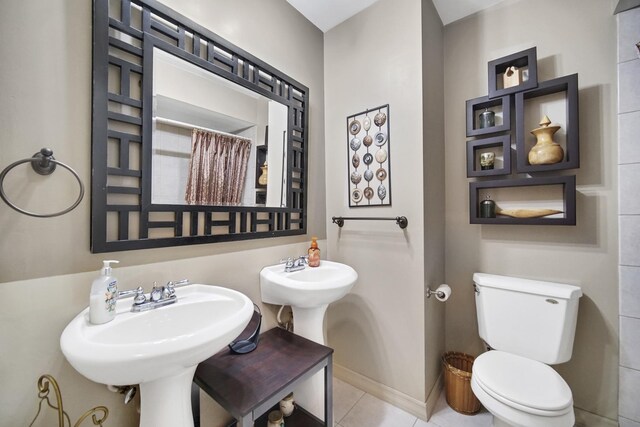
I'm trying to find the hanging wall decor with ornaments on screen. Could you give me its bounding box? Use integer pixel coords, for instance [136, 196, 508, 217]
[346, 104, 391, 207]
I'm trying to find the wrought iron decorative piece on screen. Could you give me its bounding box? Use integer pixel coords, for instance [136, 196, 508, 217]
[345, 104, 391, 207]
[28, 374, 109, 427]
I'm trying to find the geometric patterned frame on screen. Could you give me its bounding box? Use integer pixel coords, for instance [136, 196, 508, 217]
[91, 0, 308, 252]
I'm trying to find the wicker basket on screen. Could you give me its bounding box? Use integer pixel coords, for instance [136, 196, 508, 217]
[442, 351, 481, 415]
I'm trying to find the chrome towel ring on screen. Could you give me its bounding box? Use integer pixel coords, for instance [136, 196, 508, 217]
[0, 148, 85, 218]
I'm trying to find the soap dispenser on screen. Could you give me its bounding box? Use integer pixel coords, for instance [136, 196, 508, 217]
[89, 260, 119, 325]
[308, 237, 320, 267]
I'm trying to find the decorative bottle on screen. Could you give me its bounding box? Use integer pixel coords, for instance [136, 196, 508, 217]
[89, 260, 119, 324]
[308, 237, 320, 267]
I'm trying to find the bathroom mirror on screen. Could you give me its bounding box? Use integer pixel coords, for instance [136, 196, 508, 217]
[91, 0, 308, 252]
[151, 49, 288, 208]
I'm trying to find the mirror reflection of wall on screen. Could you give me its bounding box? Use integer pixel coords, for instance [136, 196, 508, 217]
[151, 48, 288, 207]
[267, 101, 288, 207]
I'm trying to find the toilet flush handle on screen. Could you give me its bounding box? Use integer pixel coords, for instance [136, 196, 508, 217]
[473, 283, 480, 295]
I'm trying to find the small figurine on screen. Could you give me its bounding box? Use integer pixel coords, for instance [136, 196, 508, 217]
[503, 66, 522, 88]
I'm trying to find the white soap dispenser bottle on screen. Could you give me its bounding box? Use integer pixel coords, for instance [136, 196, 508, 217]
[89, 260, 119, 325]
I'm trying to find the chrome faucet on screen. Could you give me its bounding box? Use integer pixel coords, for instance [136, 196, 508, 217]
[117, 279, 190, 312]
[280, 255, 308, 272]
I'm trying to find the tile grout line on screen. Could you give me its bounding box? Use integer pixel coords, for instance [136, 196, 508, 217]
[336, 389, 367, 425]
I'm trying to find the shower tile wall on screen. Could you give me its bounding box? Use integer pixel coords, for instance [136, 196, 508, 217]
[618, 6, 640, 426]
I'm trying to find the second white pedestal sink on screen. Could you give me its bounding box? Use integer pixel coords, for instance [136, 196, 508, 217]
[60, 284, 253, 427]
[260, 260, 358, 419]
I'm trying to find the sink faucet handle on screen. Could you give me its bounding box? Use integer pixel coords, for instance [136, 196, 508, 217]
[150, 282, 163, 302]
[165, 279, 189, 297]
[118, 285, 144, 300]
[133, 287, 146, 305]
[167, 279, 189, 288]
[292, 255, 308, 267]
[279, 257, 295, 268]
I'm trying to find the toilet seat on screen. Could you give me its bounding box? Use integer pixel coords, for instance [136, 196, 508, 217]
[472, 351, 573, 416]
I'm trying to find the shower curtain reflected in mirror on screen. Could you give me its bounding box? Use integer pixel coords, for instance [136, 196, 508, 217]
[185, 129, 252, 205]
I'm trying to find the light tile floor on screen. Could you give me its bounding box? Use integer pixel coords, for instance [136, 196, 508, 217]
[333, 378, 493, 427]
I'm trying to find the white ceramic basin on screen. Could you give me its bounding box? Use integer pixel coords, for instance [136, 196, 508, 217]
[60, 284, 253, 427]
[260, 260, 357, 308]
[260, 260, 357, 421]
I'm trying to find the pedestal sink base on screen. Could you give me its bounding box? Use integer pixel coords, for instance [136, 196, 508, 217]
[139, 367, 196, 427]
[292, 305, 329, 344]
[292, 305, 329, 421]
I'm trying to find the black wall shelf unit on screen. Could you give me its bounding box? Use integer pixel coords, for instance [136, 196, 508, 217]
[466, 95, 511, 137]
[465, 46, 580, 226]
[488, 47, 538, 99]
[469, 176, 576, 225]
[515, 73, 579, 173]
[467, 135, 512, 177]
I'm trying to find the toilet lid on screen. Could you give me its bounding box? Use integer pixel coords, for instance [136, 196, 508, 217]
[473, 351, 573, 413]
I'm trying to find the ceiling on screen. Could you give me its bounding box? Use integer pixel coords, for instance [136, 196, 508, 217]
[286, 0, 510, 32]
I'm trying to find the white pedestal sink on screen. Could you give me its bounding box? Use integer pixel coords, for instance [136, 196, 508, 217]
[60, 285, 253, 427]
[260, 260, 357, 420]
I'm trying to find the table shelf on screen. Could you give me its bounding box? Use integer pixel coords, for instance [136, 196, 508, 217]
[193, 327, 333, 427]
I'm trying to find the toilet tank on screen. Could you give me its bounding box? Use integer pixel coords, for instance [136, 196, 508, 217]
[473, 273, 582, 364]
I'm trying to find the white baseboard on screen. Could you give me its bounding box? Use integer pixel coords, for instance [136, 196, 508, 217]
[333, 363, 429, 420]
[574, 407, 618, 427]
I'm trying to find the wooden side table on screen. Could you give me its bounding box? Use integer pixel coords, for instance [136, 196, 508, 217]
[192, 327, 334, 427]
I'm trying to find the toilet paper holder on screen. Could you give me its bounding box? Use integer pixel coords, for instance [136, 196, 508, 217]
[426, 284, 451, 301]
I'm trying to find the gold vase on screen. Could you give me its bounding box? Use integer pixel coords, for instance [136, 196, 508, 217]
[258, 162, 268, 185]
[528, 115, 564, 165]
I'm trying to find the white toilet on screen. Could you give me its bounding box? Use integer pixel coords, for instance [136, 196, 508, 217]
[471, 273, 582, 427]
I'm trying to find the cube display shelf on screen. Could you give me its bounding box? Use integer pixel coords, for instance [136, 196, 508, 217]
[469, 175, 576, 225]
[488, 47, 538, 99]
[515, 73, 579, 173]
[467, 135, 511, 177]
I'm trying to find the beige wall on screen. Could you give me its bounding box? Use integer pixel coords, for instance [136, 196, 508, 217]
[421, 0, 446, 406]
[324, 0, 444, 416]
[0, 0, 324, 426]
[443, 0, 619, 421]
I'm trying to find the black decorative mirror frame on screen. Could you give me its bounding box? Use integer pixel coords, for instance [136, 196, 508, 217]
[91, 0, 308, 252]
